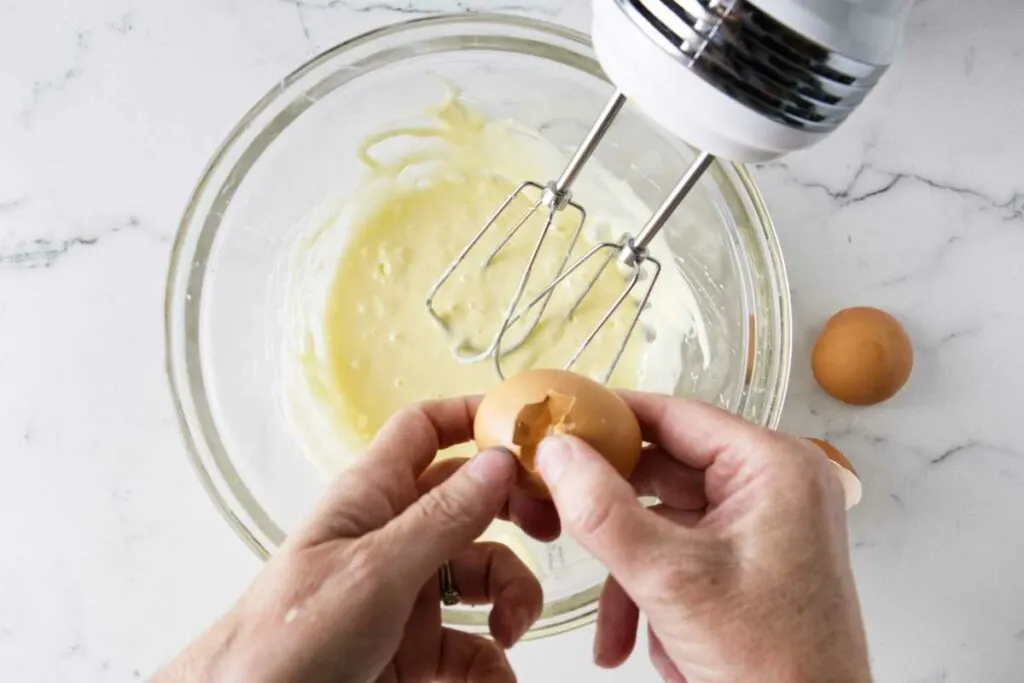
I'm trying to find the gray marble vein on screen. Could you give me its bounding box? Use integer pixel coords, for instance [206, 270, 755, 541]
[0, 216, 166, 269]
[760, 161, 1024, 220]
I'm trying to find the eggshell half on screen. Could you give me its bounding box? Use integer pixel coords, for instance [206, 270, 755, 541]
[808, 438, 863, 510]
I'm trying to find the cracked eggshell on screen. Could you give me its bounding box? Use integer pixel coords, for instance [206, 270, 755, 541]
[808, 438, 863, 510]
[474, 369, 643, 499]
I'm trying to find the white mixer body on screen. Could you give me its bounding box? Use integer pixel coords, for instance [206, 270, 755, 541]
[592, 0, 913, 162]
[755, 0, 912, 64]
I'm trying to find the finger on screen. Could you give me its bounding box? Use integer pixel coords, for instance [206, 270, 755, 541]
[390, 581, 442, 683]
[378, 448, 518, 585]
[419, 458, 469, 494]
[437, 629, 517, 683]
[495, 448, 703, 553]
[449, 542, 543, 648]
[296, 398, 482, 545]
[498, 448, 702, 546]
[594, 576, 639, 669]
[619, 392, 784, 508]
[649, 504, 703, 528]
[630, 447, 707, 509]
[592, 503, 700, 672]
[381, 396, 483, 466]
[425, 460, 561, 542]
[535, 435, 676, 581]
[506, 490, 561, 542]
[649, 627, 688, 683]
[504, 447, 703, 543]
[617, 392, 764, 469]
[357, 396, 483, 496]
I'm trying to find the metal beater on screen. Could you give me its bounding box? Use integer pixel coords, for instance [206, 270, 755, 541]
[425, 90, 713, 384]
[426, 0, 912, 382]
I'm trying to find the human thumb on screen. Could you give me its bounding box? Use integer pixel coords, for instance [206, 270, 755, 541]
[536, 435, 669, 581]
[380, 448, 517, 584]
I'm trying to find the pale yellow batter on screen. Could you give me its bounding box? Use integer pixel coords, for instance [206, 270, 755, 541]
[306, 94, 643, 459]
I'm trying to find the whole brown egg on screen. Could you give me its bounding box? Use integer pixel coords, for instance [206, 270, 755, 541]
[812, 307, 913, 405]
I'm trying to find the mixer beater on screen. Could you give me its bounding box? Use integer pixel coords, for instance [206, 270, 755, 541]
[425, 88, 716, 383]
[426, 0, 912, 382]
[424, 93, 630, 370]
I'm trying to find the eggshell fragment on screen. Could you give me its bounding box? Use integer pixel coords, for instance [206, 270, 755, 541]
[474, 369, 642, 499]
[808, 438, 862, 510]
[812, 307, 913, 405]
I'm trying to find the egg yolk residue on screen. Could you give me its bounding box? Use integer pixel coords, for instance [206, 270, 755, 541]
[305, 94, 645, 459]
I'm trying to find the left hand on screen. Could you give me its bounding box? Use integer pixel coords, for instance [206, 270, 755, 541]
[154, 397, 544, 683]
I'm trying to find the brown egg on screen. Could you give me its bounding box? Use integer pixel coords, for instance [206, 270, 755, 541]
[474, 369, 642, 499]
[812, 307, 913, 405]
[807, 438, 863, 510]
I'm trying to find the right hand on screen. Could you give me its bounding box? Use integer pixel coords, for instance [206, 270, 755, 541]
[531, 393, 870, 683]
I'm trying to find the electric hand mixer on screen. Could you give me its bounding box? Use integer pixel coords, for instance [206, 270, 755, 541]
[427, 0, 913, 382]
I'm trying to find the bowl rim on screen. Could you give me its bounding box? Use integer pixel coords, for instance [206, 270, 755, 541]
[165, 11, 792, 640]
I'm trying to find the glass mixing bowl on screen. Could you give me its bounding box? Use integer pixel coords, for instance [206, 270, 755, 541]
[166, 14, 791, 639]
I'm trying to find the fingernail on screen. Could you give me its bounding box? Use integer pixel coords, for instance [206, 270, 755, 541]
[536, 436, 573, 484]
[467, 448, 516, 486]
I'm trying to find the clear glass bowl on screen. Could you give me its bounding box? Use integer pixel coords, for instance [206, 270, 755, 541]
[165, 14, 791, 640]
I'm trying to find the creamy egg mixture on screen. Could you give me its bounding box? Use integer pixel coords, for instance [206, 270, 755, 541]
[321, 106, 646, 451]
[281, 92, 708, 558]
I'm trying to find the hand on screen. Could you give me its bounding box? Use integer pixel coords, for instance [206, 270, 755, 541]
[533, 393, 870, 683]
[155, 398, 544, 683]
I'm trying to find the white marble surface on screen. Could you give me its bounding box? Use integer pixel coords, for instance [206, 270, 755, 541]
[1, 0, 1022, 681]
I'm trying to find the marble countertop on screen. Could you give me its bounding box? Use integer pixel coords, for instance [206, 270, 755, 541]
[1, 0, 1021, 681]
